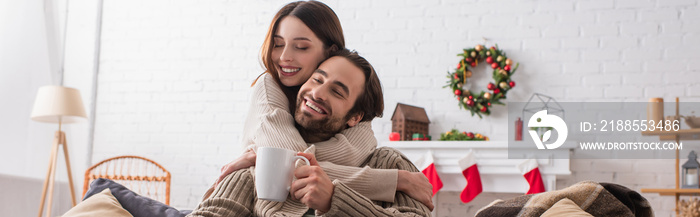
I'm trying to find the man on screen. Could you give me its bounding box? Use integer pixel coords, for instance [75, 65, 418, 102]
[188, 50, 431, 217]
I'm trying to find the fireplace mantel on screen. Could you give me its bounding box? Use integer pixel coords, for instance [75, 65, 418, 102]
[379, 141, 573, 193]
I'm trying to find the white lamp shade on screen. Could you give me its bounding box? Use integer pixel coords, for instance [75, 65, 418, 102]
[30, 85, 87, 124]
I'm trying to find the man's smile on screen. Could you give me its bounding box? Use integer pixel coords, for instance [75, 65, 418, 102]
[302, 98, 328, 115]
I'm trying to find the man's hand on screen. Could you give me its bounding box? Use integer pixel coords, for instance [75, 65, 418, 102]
[215, 150, 256, 186]
[290, 153, 334, 213]
[397, 170, 434, 211]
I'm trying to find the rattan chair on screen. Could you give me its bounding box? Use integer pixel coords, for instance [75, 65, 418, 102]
[83, 155, 171, 205]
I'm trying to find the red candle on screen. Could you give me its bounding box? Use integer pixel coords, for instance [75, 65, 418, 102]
[515, 118, 523, 141]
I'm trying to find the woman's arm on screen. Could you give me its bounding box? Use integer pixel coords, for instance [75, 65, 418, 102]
[313, 121, 377, 166]
[213, 149, 431, 205]
[295, 149, 434, 216]
[318, 162, 397, 202]
[240, 73, 307, 152]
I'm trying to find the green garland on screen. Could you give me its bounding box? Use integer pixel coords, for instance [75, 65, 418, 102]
[439, 129, 489, 141]
[444, 44, 519, 118]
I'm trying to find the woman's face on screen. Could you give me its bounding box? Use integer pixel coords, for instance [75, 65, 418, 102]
[271, 16, 327, 87]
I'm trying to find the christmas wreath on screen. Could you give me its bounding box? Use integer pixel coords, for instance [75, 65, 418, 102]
[444, 44, 519, 118]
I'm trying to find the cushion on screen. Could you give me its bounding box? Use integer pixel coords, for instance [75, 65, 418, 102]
[540, 198, 593, 217]
[62, 188, 133, 217]
[84, 178, 191, 217]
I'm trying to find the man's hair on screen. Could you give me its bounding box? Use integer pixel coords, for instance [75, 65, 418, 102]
[331, 49, 384, 122]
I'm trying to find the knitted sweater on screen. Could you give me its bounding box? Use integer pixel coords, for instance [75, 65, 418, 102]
[240, 73, 397, 202]
[188, 147, 432, 217]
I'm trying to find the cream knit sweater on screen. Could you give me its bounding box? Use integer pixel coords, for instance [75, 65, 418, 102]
[188, 147, 431, 217]
[239, 73, 397, 202]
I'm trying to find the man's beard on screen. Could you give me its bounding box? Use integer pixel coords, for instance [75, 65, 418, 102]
[295, 96, 348, 143]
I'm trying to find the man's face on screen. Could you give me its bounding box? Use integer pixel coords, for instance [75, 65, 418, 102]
[295, 56, 365, 134]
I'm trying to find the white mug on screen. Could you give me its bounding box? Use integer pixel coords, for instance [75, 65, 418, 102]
[255, 147, 310, 202]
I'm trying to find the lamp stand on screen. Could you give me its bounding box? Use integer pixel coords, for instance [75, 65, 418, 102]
[37, 130, 77, 217]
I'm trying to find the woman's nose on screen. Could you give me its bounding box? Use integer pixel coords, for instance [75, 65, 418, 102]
[279, 46, 293, 62]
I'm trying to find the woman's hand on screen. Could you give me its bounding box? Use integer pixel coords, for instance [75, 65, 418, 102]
[397, 170, 434, 211]
[215, 150, 257, 186]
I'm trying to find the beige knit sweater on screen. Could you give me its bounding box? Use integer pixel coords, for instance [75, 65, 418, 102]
[240, 73, 397, 202]
[188, 147, 431, 217]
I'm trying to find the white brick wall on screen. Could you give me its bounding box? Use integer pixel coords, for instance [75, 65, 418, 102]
[89, 0, 700, 215]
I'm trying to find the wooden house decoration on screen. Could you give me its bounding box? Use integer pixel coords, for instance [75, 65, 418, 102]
[391, 103, 430, 141]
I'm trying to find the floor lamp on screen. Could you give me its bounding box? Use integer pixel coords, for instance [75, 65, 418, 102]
[31, 85, 87, 217]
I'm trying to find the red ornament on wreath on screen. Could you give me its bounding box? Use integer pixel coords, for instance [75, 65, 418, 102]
[444, 44, 519, 118]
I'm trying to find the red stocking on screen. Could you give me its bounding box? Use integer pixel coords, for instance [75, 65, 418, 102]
[458, 151, 482, 203]
[518, 159, 545, 194]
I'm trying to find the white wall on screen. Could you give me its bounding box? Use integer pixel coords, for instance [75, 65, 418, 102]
[0, 1, 62, 214]
[0, 0, 98, 215]
[0, 0, 57, 181]
[73, 0, 700, 216]
[62, 0, 101, 201]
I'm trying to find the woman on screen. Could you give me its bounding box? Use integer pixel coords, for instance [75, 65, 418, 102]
[211, 0, 433, 210]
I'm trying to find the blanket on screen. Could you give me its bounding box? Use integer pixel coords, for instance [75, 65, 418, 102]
[84, 178, 191, 217]
[474, 181, 653, 217]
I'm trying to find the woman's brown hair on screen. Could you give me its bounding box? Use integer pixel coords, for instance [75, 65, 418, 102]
[254, 1, 345, 89]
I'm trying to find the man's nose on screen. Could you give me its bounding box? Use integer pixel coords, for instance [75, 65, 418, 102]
[310, 85, 329, 102]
